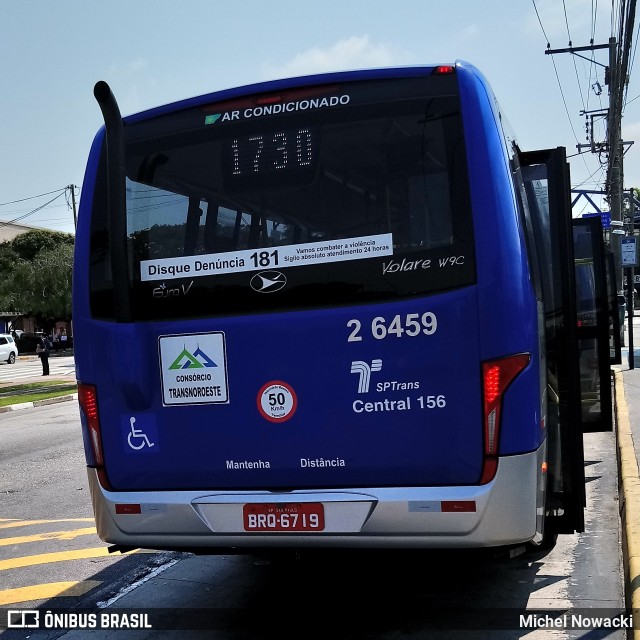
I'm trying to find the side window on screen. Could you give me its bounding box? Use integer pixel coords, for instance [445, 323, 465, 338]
[572, 218, 614, 432]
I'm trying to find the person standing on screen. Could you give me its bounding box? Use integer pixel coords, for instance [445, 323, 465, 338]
[36, 335, 50, 376]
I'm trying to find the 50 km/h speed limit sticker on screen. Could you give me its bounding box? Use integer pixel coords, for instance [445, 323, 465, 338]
[257, 381, 298, 423]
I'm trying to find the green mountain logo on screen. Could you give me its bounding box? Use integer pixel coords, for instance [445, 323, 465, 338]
[169, 345, 218, 370]
[204, 114, 221, 125]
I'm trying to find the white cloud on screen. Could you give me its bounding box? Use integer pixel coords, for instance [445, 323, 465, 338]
[107, 58, 149, 78]
[524, 0, 597, 41]
[623, 118, 640, 141]
[261, 36, 408, 80]
[622, 119, 640, 187]
[461, 24, 480, 39]
[103, 58, 158, 114]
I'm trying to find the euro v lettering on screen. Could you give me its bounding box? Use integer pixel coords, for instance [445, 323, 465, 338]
[153, 281, 194, 298]
[382, 258, 431, 274]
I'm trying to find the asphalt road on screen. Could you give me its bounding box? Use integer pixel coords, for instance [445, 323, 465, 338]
[0, 401, 167, 632]
[0, 354, 76, 386]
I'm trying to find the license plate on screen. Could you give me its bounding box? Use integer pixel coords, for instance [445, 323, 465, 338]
[243, 502, 325, 532]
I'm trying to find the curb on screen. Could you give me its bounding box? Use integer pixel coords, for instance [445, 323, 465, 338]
[0, 393, 78, 413]
[614, 370, 640, 638]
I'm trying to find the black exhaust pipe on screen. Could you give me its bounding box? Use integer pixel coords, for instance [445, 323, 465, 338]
[94, 81, 132, 322]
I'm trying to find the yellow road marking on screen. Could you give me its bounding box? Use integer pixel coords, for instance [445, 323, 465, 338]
[0, 518, 95, 530]
[0, 527, 98, 546]
[0, 547, 130, 570]
[0, 580, 101, 605]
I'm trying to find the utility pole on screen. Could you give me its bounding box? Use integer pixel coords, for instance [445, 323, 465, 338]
[544, 41, 619, 229]
[545, 16, 634, 281]
[67, 184, 77, 230]
[608, 35, 624, 283]
[546, 20, 636, 362]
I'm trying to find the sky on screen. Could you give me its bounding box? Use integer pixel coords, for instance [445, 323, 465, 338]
[1, 0, 639, 235]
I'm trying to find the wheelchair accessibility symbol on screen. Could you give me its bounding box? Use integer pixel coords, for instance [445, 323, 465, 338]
[127, 416, 155, 450]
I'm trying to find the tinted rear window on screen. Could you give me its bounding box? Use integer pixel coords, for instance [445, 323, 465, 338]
[90, 74, 475, 320]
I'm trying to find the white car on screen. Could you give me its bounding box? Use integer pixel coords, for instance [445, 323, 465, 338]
[0, 334, 18, 364]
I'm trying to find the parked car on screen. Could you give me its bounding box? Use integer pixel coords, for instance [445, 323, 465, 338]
[0, 334, 18, 364]
[16, 332, 41, 354]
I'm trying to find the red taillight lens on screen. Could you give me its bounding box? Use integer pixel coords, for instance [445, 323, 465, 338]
[480, 354, 530, 484]
[255, 94, 283, 105]
[434, 65, 455, 75]
[441, 501, 476, 513]
[116, 504, 142, 515]
[78, 383, 103, 466]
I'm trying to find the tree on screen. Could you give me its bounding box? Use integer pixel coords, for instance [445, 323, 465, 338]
[0, 230, 74, 332]
[0, 241, 18, 277]
[11, 229, 73, 261]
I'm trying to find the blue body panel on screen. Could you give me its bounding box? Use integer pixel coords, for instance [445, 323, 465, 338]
[74, 61, 543, 493]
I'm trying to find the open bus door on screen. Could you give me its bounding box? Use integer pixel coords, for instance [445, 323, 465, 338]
[518, 147, 585, 534]
[605, 249, 623, 364]
[572, 217, 616, 432]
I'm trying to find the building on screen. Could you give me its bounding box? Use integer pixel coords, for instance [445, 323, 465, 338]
[0, 220, 47, 243]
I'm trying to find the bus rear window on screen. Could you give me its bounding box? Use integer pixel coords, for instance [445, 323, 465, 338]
[90, 75, 475, 320]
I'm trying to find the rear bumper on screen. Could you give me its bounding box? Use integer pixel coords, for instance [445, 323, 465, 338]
[88, 448, 544, 550]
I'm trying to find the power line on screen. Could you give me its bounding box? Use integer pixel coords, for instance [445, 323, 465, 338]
[623, 16, 640, 108]
[531, 0, 551, 47]
[0, 192, 66, 230]
[0, 188, 67, 208]
[585, 0, 602, 113]
[563, 0, 588, 111]
[532, 0, 593, 176]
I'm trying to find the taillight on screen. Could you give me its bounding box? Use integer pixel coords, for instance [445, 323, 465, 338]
[255, 94, 284, 105]
[78, 383, 111, 489]
[78, 383, 104, 465]
[433, 65, 455, 75]
[480, 354, 530, 484]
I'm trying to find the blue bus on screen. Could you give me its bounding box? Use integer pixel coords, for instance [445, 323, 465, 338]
[74, 61, 616, 552]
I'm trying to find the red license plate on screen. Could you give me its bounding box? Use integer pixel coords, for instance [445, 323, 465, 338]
[243, 502, 325, 532]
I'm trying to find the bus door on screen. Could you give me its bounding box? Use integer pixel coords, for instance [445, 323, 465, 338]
[572, 217, 615, 432]
[518, 147, 585, 534]
[605, 249, 623, 365]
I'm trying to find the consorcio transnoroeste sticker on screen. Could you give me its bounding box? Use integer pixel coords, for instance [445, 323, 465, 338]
[257, 381, 298, 423]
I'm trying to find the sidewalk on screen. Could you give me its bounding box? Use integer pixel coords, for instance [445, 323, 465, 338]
[613, 312, 640, 628]
[0, 390, 78, 413]
[0, 355, 78, 413]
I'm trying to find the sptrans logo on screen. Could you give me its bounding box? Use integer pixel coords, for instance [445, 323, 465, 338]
[159, 333, 229, 405]
[350, 359, 383, 393]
